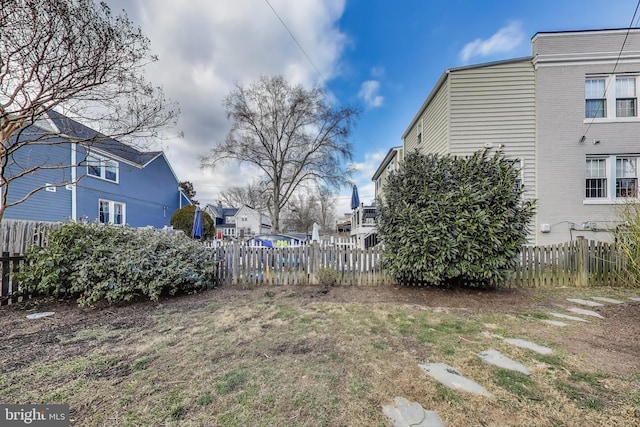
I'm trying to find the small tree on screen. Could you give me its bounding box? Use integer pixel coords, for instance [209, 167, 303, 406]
[179, 181, 198, 205]
[170, 205, 215, 240]
[378, 150, 535, 287]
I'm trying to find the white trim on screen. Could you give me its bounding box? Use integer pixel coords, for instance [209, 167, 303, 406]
[71, 143, 77, 221]
[98, 199, 126, 225]
[86, 154, 119, 183]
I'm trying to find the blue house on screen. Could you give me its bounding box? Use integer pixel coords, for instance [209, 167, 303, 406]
[3, 111, 191, 227]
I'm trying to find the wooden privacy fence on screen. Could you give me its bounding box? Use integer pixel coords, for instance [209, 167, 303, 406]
[0, 237, 628, 305]
[212, 243, 390, 286]
[0, 219, 59, 254]
[0, 253, 28, 305]
[509, 237, 623, 287]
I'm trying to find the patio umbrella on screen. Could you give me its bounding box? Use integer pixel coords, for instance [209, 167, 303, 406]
[350, 184, 360, 210]
[311, 222, 320, 243]
[191, 206, 203, 239]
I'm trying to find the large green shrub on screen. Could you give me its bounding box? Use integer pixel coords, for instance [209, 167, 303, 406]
[378, 150, 535, 287]
[170, 205, 216, 240]
[17, 222, 217, 305]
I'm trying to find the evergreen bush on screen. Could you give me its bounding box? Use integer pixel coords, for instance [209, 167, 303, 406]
[377, 150, 535, 287]
[170, 205, 216, 240]
[17, 222, 217, 305]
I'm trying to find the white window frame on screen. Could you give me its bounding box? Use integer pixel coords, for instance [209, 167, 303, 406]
[584, 155, 640, 204]
[416, 119, 423, 144]
[86, 154, 119, 183]
[585, 74, 640, 122]
[98, 199, 126, 225]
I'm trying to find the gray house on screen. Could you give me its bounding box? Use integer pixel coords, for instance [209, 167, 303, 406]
[393, 28, 640, 245]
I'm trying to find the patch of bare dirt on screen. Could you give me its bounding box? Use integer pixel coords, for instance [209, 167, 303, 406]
[542, 302, 640, 377]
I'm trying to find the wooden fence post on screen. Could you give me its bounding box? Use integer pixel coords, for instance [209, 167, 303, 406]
[576, 236, 589, 287]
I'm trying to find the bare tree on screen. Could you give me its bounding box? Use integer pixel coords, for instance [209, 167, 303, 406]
[283, 191, 319, 234]
[219, 182, 269, 210]
[0, 0, 178, 220]
[317, 186, 337, 232]
[201, 75, 358, 232]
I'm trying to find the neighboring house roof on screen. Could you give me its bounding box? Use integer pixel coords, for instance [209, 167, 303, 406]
[46, 110, 164, 168]
[372, 146, 402, 180]
[401, 56, 533, 140]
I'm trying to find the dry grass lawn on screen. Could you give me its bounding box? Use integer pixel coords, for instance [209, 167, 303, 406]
[1, 284, 639, 426]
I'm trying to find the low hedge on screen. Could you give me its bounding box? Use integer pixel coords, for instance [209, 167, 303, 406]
[17, 222, 217, 306]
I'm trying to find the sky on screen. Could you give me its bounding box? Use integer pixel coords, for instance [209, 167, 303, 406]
[104, 0, 640, 217]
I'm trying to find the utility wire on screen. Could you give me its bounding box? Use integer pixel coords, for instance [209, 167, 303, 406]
[264, 0, 327, 86]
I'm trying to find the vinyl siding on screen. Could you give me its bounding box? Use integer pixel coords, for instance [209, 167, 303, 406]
[76, 147, 181, 228]
[449, 60, 536, 203]
[420, 79, 449, 155]
[3, 142, 72, 222]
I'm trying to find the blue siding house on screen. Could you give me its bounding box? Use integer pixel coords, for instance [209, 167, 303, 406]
[3, 111, 191, 227]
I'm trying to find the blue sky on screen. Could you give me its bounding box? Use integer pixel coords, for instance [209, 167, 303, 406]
[105, 0, 640, 216]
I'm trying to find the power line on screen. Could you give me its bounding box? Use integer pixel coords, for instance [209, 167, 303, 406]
[264, 0, 327, 85]
[583, 0, 640, 139]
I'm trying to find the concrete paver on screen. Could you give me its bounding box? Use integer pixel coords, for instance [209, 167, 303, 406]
[418, 363, 492, 397]
[478, 349, 531, 375]
[566, 298, 604, 307]
[382, 397, 446, 427]
[591, 297, 625, 304]
[541, 319, 568, 327]
[566, 307, 604, 319]
[549, 312, 589, 322]
[503, 338, 553, 355]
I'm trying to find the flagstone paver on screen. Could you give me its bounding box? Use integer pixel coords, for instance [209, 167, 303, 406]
[566, 298, 604, 307]
[566, 307, 604, 319]
[541, 319, 568, 327]
[549, 312, 589, 322]
[591, 297, 625, 304]
[418, 363, 493, 397]
[503, 338, 553, 355]
[382, 397, 446, 427]
[478, 349, 531, 375]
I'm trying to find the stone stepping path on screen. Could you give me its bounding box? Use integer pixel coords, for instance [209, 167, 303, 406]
[418, 363, 493, 397]
[549, 312, 589, 322]
[478, 349, 531, 375]
[591, 296, 625, 304]
[566, 298, 603, 307]
[503, 338, 553, 355]
[382, 397, 446, 427]
[382, 295, 637, 424]
[566, 307, 604, 319]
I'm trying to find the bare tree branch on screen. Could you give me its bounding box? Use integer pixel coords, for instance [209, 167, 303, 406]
[0, 0, 179, 221]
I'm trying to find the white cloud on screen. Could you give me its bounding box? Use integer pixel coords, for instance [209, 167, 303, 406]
[358, 80, 384, 109]
[459, 21, 524, 63]
[104, 0, 348, 205]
